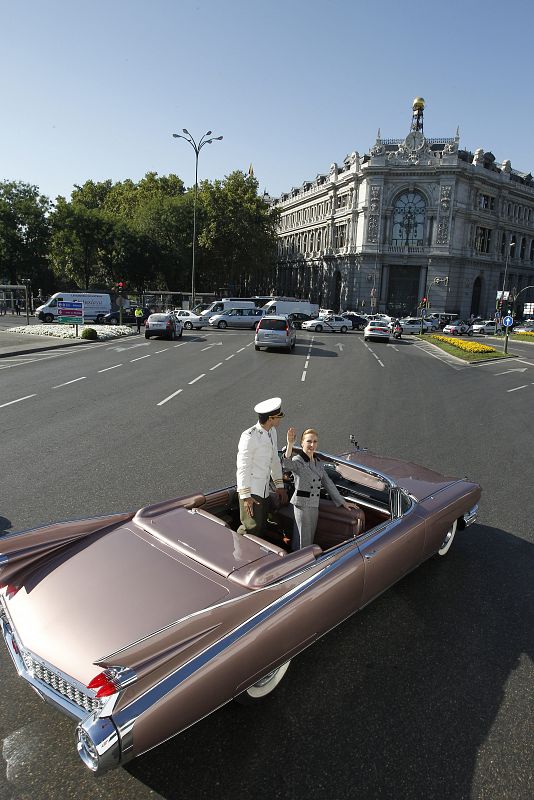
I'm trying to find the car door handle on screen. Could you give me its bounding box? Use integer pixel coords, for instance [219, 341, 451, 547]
[364, 550, 378, 560]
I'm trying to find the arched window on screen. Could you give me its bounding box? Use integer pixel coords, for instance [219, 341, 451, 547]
[391, 191, 426, 246]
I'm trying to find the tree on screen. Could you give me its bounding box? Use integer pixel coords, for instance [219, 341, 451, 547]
[197, 171, 279, 294]
[49, 197, 111, 290]
[0, 180, 52, 288]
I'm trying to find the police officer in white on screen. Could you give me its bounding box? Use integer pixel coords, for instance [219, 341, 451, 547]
[236, 397, 288, 537]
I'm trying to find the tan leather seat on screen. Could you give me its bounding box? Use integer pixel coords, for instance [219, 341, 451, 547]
[314, 500, 365, 550]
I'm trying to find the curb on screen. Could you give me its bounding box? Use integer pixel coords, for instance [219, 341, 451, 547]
[0, 340, 98, 359]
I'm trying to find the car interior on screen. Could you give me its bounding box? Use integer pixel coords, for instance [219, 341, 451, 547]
[133, 456, 392, 587]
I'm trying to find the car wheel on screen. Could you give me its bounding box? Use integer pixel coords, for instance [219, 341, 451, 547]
[184, 321, 193, 330]
[364, 337, 368, 341]
[235, 661, 291, 705]
[340, 325, 348, 334]
[437, 520, 458, 556]
[110, 318, 119, 325]
[178, 328, 183, 338]
[217, 320, 227, 329]
[255, 345, 260, 350]
[145, 333, 150, 339]
[169, 329, 175, 341]
[95, 314, 104, 324]
[315, 324, 323, 332]
[467, 330, 473, 336]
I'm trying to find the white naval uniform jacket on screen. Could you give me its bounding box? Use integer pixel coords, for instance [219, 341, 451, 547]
[236, 422, 284, 499]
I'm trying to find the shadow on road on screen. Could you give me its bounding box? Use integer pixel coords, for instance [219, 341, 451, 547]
[127, 524, 534, 800]
[0, 516, 12, 533]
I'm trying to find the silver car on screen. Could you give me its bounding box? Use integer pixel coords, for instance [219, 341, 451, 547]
[209, 308, 264, 329]
[145, 313, 183, 340]
[255, 315, 296, 352]
[173, 309, 204, 330]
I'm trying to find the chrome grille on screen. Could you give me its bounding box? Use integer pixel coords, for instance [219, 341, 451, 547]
[21, 651, 102, 713]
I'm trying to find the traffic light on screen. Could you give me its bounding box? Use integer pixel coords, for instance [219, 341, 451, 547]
[117, 280, 124, 292]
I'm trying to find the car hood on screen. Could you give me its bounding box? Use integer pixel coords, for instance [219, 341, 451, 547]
[6, 524, 233, 685]
[339, 450, 463, 501]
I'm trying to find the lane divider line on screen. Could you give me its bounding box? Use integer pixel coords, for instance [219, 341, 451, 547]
[507, 385, 528, 392]
[0, 394, 37, 409]
[52, 377, 86, 388]
[157, 389, 183, 406]
[188, 374, 205, 385]
[210, 362, 223, 370]
[98, 364, 122, 373]
[130, 355, 151, 362]
[225, 355, 234, 360]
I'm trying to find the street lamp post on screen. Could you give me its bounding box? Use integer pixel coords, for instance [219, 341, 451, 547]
[498, 240, 516, 320]
[172, 128, 223, 309]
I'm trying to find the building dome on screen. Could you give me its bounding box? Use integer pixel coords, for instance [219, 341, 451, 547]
[412, 97, 425, 110]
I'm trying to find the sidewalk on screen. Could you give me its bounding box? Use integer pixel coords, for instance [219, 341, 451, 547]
[0, 328, 95, 358]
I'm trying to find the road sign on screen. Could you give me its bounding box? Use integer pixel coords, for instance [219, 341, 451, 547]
[503, 315, 513, 327]
[57, 301, 84, 325]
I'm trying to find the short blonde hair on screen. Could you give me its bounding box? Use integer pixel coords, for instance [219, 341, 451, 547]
[300, 428, 318, 444]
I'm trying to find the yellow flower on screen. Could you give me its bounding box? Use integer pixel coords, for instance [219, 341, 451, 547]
[430, 335, 497, 354]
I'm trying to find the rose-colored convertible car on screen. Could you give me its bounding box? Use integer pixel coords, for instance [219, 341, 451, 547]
[0, 447, 480, 774]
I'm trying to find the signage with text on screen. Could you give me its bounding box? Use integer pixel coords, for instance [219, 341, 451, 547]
[57, 301, 84, 325]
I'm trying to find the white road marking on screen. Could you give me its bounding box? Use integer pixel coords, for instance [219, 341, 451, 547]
[301, 371, 307, 382]
[210, 362, 223, 370]
[305, 360, 309, 368]
[154, 349, 168, 354]
[507, 385, 529, 392]
[157, 389, 183, 406]
[517, 360, 534, 367]
[495, 368, 528, 375]
[225, 354, 234, 360]
[174, 342, 186, 348]
[0, 394, 36, 408]
[130, 354, 151, 362]
[237, 347, 246, 353]
[336, 343, 344, 351]
[98, 364, 122, 372]
[189, 374, 205, 384]
[52, 377, 86, 388]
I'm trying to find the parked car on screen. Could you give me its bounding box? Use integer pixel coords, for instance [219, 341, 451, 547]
[287, 312, 314, 329]
[0, 445, 481, 774]
[442, 320, 474, 336]
[471, 320, 501, 335]
[391, 317, 434, 334]
[144, 312, 183, 340]
[103, 307, 151, 325]
[512, 321, 534, 333]
[255, 315, 296, 351]
[301, 315, 349, 333]
[341, 312, 368, 331]
[208, 308, 264, 330]
[364, 320, 391, 342]
[173, 309, 204, 330]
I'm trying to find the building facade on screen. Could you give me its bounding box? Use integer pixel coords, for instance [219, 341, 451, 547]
[271, 99, 534, 318]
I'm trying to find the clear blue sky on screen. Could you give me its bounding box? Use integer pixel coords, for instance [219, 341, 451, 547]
[1, 0, 533, 202]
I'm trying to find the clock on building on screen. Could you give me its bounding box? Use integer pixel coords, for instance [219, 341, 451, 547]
[404, 130, 425, 151]
[392, 192, 426, 246]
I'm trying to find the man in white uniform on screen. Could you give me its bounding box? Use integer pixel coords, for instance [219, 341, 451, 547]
[236, 397, 287, 537]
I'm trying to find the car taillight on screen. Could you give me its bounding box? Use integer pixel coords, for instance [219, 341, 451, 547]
[0, 583, 20, 600]
[166, 320, 171, 329]
[87, 671, 118, 698]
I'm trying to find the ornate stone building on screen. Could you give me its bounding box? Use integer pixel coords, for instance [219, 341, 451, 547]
[271, 99, 534, 318]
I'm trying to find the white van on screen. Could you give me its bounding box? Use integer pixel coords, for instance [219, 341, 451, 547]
[198, 299, 256, 323]
[262, 299, 319, 317]
[36, 293, 111, 323]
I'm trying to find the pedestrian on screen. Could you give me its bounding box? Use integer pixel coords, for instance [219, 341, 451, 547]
[134, 306, 144, 333]
[283, 427, 356, 551]
[14, 300, 21, 315]
[236, 397, 288, 539]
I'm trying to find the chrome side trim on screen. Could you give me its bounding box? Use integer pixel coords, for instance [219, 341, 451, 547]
[112, 544, 363, 762]
[462, 503, 478, 527]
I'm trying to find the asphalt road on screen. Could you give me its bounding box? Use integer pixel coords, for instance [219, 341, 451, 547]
[1, 328, 533, 799]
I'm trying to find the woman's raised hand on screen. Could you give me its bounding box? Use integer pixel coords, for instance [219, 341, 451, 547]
[287, 427, 297, 445]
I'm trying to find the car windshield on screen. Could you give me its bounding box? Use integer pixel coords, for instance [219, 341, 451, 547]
[149, 314, 168, 321]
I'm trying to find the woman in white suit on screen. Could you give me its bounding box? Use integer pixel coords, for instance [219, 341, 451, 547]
[283, 427, 355, 550]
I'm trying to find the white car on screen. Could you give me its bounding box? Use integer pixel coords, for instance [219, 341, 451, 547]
[364, 321, 390, 342]
[442, 320, 474, 336]
[301, 315, 349, 333]
[471, 320, 500, 335]
[173, 309, 204, 330]
[392, 317, 434, 334]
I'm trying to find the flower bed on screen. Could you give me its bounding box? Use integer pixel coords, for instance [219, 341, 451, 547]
[8, 324, 136, 341]
[430, 335, 497, 354]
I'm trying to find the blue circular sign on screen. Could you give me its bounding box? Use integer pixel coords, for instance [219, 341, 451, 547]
[503, 315, 513, 327]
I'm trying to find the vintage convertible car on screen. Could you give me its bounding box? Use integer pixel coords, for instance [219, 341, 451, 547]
[0, 447, 481, 775]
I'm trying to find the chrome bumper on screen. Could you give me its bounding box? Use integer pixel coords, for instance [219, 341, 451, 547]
[462, 503, 479, 527]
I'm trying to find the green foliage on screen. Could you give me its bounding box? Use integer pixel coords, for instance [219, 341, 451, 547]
[0, 180, 52, 289]
[81, 327, 98, 340]
[7, 170, 279, 297]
